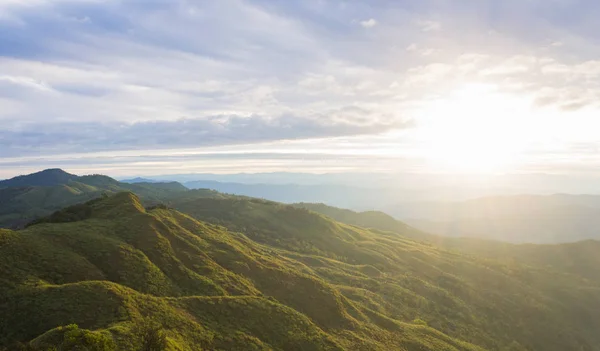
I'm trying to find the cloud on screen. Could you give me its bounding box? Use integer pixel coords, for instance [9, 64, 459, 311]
[0, 111, 413, 158]
[0, 75, 54, 92]
[359, 18, 377, 28]
[415, 19, 441, 32]
[2, 0, 600, 175]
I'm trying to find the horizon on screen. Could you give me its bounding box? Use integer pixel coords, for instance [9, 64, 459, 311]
[6, 168, 600, 198]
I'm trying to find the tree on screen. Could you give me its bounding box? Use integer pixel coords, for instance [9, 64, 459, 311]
[132, 320, 167, 351]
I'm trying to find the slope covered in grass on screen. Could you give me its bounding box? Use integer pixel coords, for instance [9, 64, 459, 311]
[293, 202, 600, 284]
[292, 202, 427, 240]
[1, 193, 489, 351]
[0, 169, 193, 229]
[167, 196, 600, 351]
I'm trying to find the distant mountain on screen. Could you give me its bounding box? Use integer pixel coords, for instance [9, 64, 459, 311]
[387, 194, 600, 220]
[290, 201, 600, 287]
[183, 179, 535, 210]
[0, 168, 78, 188]
[120, 177, 162, 183]
[291, 202, 428, 240]
[184, 180, 394, 208]
[391, 194, 600, 243]
[0, 169, 191, 229]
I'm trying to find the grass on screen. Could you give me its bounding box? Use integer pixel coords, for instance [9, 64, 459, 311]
[2, 192, 600, 350]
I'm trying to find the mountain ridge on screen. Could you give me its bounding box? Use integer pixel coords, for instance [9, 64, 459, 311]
[0, 169, 191, 229]
[0, 193, 486, 350]
[0, 169, 79, 188]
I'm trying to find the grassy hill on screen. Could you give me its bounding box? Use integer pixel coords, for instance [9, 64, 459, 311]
[0, 169, 79, 188]
[291, 202, 600, 283]
[292, 203, 428, 240]
[152, 195, 600, 350]
[0, 169, 192, 229]
[1, 193, 490, 351]
[4, 178, 600, 349]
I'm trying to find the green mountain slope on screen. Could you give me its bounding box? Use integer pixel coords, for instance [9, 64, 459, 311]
[164, 196, 600, 351]
[1, 193, 486, 351]
[292, 202, 428, 240]
[0, 169, 79, 188]
[293, 202, 600, 284]
[0, 169, 191, 229]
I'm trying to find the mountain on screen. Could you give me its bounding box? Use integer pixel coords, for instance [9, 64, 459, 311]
[165, 194, 600, 350]
[288, 202, 600, 283]
[0, 169, 191, 229]
[4, 193, 600, 350]
[0, 193, 482, 351]
[184, 180, 388, 208]
[389, 195, 600, 243]
[183, 180, 529, 209]
[291, 202, 428, 240]
[120, 177, 162, 184]
[0, 169, 79, 188]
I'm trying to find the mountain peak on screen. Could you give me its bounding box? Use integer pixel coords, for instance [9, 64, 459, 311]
[121, 177, 158, 184]
[27, 192, 146, 227]
[92, 192, 146, 218]
[0, 168, 79, 188]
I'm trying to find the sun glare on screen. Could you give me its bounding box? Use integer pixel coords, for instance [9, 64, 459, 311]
[416, 84, 531, 173]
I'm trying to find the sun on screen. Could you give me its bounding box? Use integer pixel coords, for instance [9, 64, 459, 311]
[415, 84, 531, 173]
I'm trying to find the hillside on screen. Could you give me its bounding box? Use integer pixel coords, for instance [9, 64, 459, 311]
[0, 169, 191, 229]
[0, 169, 79, 188]
[165, 195, 600, 350]
[4, 182, 600, 349]
[292, 203, 427, 240]
[1, 193, 487, 351]
[289, 202, 600, 283]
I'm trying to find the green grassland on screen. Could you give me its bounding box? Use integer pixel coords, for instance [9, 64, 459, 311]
[2, 193, 600, 350]
[0, 171, 195, 229]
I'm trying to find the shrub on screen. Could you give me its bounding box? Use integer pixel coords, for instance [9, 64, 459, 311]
[132, 320, 167, 351]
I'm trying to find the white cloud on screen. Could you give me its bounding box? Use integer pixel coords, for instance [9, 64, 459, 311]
[415, 19, 441, 32]
[0, 75, 54, 92]
[2, 0, 600, 175]
[359, 18, 377, 28]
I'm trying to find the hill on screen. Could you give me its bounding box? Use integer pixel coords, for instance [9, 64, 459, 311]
[0, 169, 79, 188]
[4, 176, 600, 349]
[290, 202, 600, 283]
[292, 203, 427, 240]
[0, 169, 191, 229]
[1, 193, 487, 351]
[163, 195, 600, 350]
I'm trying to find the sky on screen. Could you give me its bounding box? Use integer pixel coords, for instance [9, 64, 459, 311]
[2, 0, 600, 179]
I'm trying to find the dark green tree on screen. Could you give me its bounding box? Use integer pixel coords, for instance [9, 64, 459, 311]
[133, 320, 167, 351]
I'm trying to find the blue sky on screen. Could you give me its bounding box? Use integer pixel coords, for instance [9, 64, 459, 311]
[2, 0, 600, 178]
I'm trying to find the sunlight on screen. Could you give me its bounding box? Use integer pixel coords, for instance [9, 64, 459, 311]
[416, 83, 532, 173]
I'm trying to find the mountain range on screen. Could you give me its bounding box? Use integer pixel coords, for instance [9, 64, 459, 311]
[394, 195, 600, 243]
[3, 169, 600, 350]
